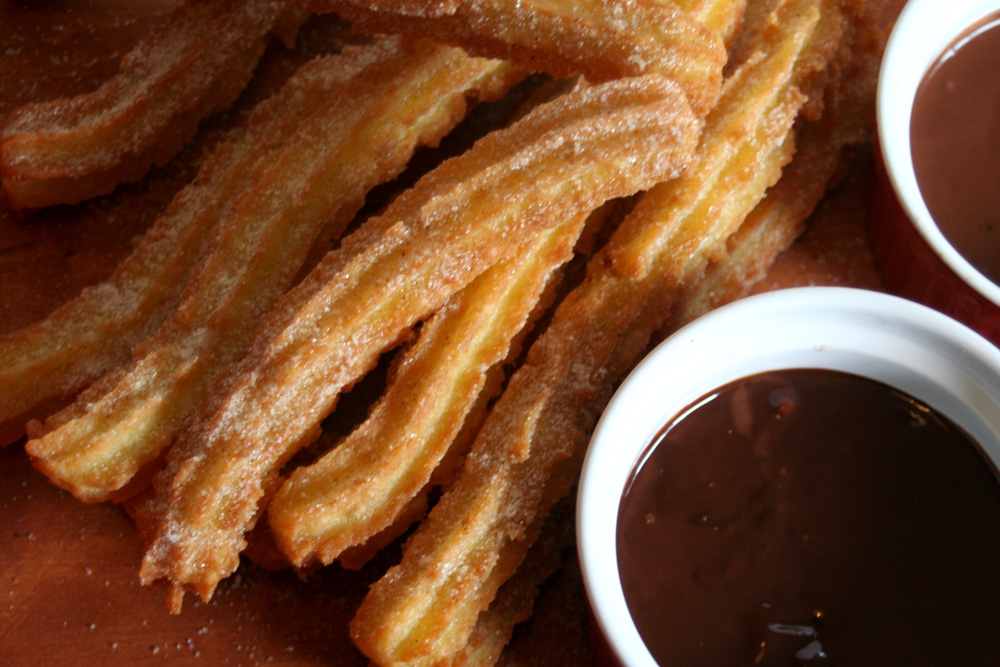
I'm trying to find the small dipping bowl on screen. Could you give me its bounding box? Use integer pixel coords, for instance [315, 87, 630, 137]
[577, 287, 1000, 666]
[869, 0, 1000, 343]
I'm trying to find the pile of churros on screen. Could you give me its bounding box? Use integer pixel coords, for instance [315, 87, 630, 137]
[0, 0, 888, 663]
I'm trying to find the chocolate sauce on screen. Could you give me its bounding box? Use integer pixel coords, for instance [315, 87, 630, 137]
[911, 11, 1000, 283]
[617, 369, 1000, 666]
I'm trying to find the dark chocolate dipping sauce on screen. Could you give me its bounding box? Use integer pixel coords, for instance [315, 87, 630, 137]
[911, 11, 1000, 284]
[617, 369, 1000, 666]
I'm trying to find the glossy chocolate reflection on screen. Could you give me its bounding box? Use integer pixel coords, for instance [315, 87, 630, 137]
[911, 11, 1000, 284]
[618, 369, 1000, 666]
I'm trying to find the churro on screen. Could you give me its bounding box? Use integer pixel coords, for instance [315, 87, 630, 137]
[351, 2, 854, 663]
[267, 210, 589, 568]
[1, 0, 894, 662]
[0, 23, 341, 447]
[137, 74, 702, 609]
[290, 0, 727, 114]
[26, 38, 522, 502]
[672, 0, 886, 324]
[454, 497, 577, 666]
[0, 0, 302, 209]
[267, 0, 746, 575]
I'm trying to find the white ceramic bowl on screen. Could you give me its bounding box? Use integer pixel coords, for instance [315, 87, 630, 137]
[870, 0, 1000, 342]
[577, 287, 1000, 666]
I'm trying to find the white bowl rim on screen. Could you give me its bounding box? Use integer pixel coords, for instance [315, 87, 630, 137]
[577, 286, 1000, 666]
[876, 0, 1000, 306]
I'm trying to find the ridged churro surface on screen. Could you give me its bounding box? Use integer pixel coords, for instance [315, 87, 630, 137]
[350, 2, 863, 664]
[25, 38, 523, 502]
[0, 0, 894, 662]
[0, 0, 301, 209]
[138, 74, 701, 607]
[291, 0, 728, 113]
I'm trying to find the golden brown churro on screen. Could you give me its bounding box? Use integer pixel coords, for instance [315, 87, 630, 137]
[26, 38, 522, 502]
[672, 0, 886, 324]
[455, 498, 577, 666]
[4, 0, 892, 660]
[351, 2, 855, 664]
[137, 74, 702, 609]
[267, 211, 589, 568]
[290, 0, 727, 114]
[0, 0, 302, 210]
[266, 0, 743, 576]
[0, 25, 338, 447]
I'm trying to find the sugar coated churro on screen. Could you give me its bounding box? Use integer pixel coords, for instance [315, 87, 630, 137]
[25, 38, 523, 503]
[671, 0, 885, 324]
[351, 2, 858, 664]
[137, 74, 702, 609]
[263, 0, 742, 571]
[290, 0, 727, 114]
[0, 0, 303, 209]
[5, 0, 893, 661]
[0, 22, 336, 447]
[267, 210, 589, 568]
[454, 497, 577, 666]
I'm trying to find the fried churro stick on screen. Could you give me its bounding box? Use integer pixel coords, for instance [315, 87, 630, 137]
[0, 0, 302, 210]
[0, 28, 351, 447]
[265, 79, 602, 572]
[326, 197, 609, 576]
[26, 38, 523, 502]
[138, 74, 702, 609]
[267, 210, 589, 568]
[686, 0, 750, 45]
[324, 198, 609, 575]
[352, 2, 853, 664]
[455, 496, 577, 666]
[269, 0, 748, 574]
[672, 2, 886, 324]
[290, 0, 727, 114]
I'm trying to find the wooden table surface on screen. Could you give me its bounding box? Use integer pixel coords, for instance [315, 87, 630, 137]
[0, 2, 886, 664]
